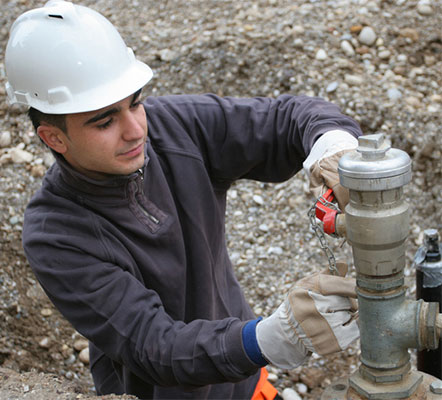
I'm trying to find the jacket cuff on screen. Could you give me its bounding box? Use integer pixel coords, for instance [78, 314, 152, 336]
[242, 318, 268, 366]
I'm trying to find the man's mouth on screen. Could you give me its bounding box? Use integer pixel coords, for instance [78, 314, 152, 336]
[119, 143, 144, 158]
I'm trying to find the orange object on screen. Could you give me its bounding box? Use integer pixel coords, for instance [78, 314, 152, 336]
[315, 188, 339, 235]
[251, 368, 279, 400]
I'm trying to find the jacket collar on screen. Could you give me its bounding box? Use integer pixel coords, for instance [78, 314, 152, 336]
[50, 142, 150, 200]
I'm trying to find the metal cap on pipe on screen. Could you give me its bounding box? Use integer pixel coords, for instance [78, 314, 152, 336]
[338, 133, 412, 191]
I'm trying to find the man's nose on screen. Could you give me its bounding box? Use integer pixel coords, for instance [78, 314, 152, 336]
[121, 112, 145, 141]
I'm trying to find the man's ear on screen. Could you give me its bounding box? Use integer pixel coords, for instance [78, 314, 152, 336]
[37, 123, 68, 154]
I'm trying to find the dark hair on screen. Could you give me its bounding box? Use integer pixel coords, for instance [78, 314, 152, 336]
[28, 107, 67, 134]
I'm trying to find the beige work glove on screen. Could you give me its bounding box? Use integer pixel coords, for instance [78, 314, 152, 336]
[256, 262, 359, 369]
[309, 150, 352, 212]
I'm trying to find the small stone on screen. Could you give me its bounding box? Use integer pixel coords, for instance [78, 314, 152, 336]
[79, 347, 90, 364]
[39, 337, 50, 349]
[282, 387, 302, 400]
[10, 147, 33, 164]
[358, 26, 376, 46]
[387, 88, 402, 101]
[0, 131, 11, 148]
[65, 354, 76, 365]
[315, 49, 327, 61]
[296, 383, 308, 394]
[405, 96, 421, 108]
[355, 46, 370, 55]
[350, 25, 363, 34]
[31, 164, 46, 178]
[74, 339, 89, 352]
[268, 246, 283, 255]
[326, 81, 339, 93]
[293, 38, 303, 48]
[424, 55, 437, 66]
[267, 372, 278, 383]
[417, 1, 433, 15]
[378, 50, 391, 59]
[430, 94, 442, 103]
[9, 216, 19, 225]
[258, 224, 269, 232]
[399, 28, 419, 42]
[41, 308, 53, 317]
[43, 152, 55, 168]
[253, 194, 264, 205]
[341, 40, 355, 56]
[158, 49, 178, 62]
[344, 74, 364, 86]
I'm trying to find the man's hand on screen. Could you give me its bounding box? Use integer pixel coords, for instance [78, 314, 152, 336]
[303, 130, 359, 212]
[309, 149, 351, 212]
[255, 263, 359, 369]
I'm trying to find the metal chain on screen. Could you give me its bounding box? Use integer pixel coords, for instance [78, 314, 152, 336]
[307, 194, 340, 276]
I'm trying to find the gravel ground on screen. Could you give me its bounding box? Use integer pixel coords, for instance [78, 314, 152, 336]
[0, 0, 441, 399]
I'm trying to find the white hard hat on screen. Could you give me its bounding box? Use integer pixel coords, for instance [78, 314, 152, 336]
[5, 0, 153, 114]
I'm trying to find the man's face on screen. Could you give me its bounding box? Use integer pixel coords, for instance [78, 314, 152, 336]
[39, 91, 148, 180]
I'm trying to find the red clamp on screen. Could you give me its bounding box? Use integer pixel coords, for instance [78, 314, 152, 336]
[315, 188, 340, 235]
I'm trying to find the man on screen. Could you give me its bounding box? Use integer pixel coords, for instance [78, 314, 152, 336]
[5, 1, 361, 399]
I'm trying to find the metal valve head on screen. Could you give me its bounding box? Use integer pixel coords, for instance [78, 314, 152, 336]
[338, 133, 412, 191]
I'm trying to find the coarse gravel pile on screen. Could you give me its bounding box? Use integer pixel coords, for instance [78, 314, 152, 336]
[0, 0, 440, 399]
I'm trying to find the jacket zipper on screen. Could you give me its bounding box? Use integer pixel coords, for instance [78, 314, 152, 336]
[135, 169, 160, 225]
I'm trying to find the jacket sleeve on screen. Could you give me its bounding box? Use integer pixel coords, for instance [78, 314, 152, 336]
[22, 198, 259, 388]
[144, 94, 362, 183]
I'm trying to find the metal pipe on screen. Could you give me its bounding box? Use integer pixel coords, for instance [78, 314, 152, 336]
[334, 133, 441, 399]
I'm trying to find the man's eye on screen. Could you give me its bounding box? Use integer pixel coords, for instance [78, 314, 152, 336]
[131, 101, 142, 108]
[97, 119, 113, 130]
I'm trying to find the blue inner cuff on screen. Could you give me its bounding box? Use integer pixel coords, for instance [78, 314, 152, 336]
[242, 317, 268, 366]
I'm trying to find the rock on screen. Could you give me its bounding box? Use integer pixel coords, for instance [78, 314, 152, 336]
[267, 246, 283, 255]
[253, 194, 264, 205]
[0, 131, 11, 148]
[40, 308, 53, 317]
[358, 26, 377, 46]
[344, 74, 364, 86]
[315, 49, 327, 61]
[430, 94, 442, 103]
[31, 164, 46, 178]
[296, 383, 308, 394]
[417, 0, 433, 15]
[38, 337, 50, 349]
[405, 96, 421, 108]
[79, 348, 89, 364]
[43, 151, 55, 167]
[267, 372, 278, 383]
[282, 388, 302, 400]
[399, 28, 419, 42]
[387, 88, 402, 101]
[9, 216, 20, 225]
[378, 49, 391, 59]
[258, 223, 269, 232]
[9, 147, 33, 164]
[326, 81, 339, 93]
[424, 55, 437, 66]
[341, 40, 355, 57]
[158, 49, 178, 62]
[293, 38, 303, 48]
[350, 25, 363, 34]
[73, 339, 89, 352]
